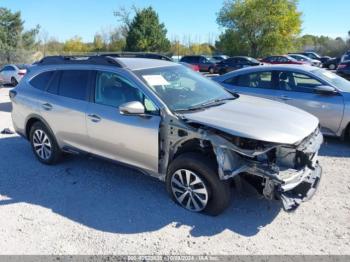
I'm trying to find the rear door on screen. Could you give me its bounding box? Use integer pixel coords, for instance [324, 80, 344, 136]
[275, 71, 344, 135]
[37, 69, 92, 151]
[86, 69, 161, 173]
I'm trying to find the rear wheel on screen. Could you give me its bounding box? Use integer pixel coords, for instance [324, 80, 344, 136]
[29, 122, 61, 164]
[208, 67, 215, 74]
[11, 77, 18, 87]
[166, 153, 231, 215]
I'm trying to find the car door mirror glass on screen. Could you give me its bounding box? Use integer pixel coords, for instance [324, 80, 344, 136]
[313, 85, 338, 95]
[119, 101, 145, 115]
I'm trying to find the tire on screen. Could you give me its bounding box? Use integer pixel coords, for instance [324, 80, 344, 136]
[11, 77, 18, 87]
[166, 153, 231, 216]
[208, 67, 215, 74]
[29, 122, 61, 165]
[328, 64, 336, 70]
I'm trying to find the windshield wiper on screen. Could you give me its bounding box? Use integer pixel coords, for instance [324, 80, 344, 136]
[175, 97, 236, 113]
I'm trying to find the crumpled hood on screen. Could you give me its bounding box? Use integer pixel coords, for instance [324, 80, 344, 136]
[182, 94, 319, 145]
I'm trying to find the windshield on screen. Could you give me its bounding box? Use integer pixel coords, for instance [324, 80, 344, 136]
[135, 65, 234, 111]
[312, 69, 350, 92]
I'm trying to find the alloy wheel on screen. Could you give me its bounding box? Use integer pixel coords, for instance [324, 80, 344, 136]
[33, 129, 52, 160]
[171, 169, 209, 212]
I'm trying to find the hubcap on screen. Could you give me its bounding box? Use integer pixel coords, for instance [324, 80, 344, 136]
[171, 169, 209, 212]
[33, 129, 52, 160]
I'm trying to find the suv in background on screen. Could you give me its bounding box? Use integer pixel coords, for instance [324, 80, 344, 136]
[214, 56, 261, 75]
[291, 52, 331, 64]
[180, 55, 216, 73]
[10, 55, 323, 215]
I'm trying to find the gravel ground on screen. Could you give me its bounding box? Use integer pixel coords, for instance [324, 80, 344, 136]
[0, 86, 349, 255]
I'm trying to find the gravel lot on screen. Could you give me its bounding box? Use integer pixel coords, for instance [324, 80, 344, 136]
[0, 86, 349, 255]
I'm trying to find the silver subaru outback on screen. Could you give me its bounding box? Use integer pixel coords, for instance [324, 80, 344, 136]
[10, 56, 323, 215]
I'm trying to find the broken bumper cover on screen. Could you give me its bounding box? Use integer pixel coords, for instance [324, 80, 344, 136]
[277, 162, 322, 211]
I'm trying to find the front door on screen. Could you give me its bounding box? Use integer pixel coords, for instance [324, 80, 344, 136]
[86, 70, 161, 173]
[275, 71, 344, 135]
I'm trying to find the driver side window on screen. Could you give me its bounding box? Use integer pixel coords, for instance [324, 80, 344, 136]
[278, 71, 322, 93]
[94, 71, 158, 113]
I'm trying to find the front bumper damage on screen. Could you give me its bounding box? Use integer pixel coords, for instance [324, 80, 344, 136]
[213, 127, 323, 211]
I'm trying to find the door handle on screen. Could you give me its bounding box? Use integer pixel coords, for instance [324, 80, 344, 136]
[279, 95, 292, 101]
[42, 103, 53, 111]
[87, 114, 101, 123]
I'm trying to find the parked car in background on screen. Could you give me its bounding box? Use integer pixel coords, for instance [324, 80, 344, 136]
[291, 52, 331, 64]
[10, 55, 322, 214]
[323, 57, 341, 70]
[0, 64, 28, 86]
[337, 60, 350, 79]
[180, 55, 216, 73]
[289, 54, 322, 67]
[261, 55, 307, 65]
[341, 51, 350, 63]
[179, 62, 200, 72]
[211, 55, 230, 63]
[214, 56, 262, 75]
[213, 65, 350, 140]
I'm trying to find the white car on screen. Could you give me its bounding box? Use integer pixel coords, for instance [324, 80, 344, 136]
[0, 64, 28, 86]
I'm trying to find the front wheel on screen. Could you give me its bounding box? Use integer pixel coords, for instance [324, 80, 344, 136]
[166, 153, 231, 215]
[208, 67, 215, 74]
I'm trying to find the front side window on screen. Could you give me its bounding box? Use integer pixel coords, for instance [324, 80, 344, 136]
[278, 71, 322, 92]
[135, 66, 233, 112]
[94, 71, 158, 113]
[58, 70, 91, 100]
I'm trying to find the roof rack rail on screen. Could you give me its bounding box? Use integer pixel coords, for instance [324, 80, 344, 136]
[99, 52, 172, 61]
[36, 55, 125, 67]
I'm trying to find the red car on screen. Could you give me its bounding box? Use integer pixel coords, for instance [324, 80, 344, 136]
[261, 55, 307, 65]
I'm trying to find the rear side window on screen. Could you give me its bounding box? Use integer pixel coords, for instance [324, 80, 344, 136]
[228, 72, 274, 89]
[30, 71, 54, 91]
[58, 70, 91, 100]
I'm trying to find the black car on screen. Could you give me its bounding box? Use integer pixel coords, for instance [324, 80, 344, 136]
[214, 56, 262, 75]
[323, 57, 341, 70]
[290, 52, 331, 64]
[337, 60, 350, 79]
[179, 55, 216, 73]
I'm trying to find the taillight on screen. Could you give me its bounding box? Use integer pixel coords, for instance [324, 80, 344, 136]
[18, 70, 26, 76]
[192, 65, 200, 71]
[337, 64, 347, 69]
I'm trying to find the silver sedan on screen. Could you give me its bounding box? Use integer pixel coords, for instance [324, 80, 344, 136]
[213, 65, 350, 140]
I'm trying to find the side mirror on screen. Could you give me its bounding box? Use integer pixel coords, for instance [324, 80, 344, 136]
[119, 101, 145, 115]
[314, 85, 338, 95]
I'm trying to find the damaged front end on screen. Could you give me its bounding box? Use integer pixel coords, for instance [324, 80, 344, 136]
[212, 127, 323, 211]
[160, 113, 323, 212]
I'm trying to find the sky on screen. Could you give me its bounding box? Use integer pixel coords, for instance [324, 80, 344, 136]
[0, 0, 349, 43]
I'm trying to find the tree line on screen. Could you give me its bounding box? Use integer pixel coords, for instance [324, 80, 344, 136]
[1, 0, 350, 64]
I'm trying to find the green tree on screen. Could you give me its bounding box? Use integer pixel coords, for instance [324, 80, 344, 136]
[93, 33, 105, 51]
[123, 7, 170, 52]
[217, 0, 302, 57]
[63, 36, 89, 53]
[0, 8, 23, 62]
[215, 29, 250, 56]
